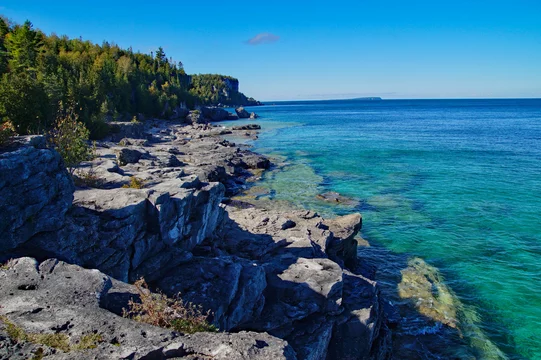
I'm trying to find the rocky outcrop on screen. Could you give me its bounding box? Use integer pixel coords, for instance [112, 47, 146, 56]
[236, 107, 250, 118]
[0, 121, 390, 359]
[250, 112, 259, 119]
[0, 257, 296, 360]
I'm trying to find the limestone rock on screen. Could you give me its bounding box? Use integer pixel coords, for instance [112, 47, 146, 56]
[0, 137, 74, 257]
[156, 256, 267, 331]
[254, 256, 343, 331]
[235, 107, 250, 118]
[0, 258, 296, 360]
[116, 148, 144, 165]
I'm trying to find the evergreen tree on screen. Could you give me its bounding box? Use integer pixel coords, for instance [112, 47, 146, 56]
[5, 20, 43, 73]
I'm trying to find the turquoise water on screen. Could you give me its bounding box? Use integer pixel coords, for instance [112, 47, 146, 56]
[223, 99, 541, 359]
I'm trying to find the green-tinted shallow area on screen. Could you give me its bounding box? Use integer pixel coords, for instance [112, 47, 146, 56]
[221, 99, 541, 359]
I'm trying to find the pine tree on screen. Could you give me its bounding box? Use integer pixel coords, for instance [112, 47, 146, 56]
[5, 20, 43, 73]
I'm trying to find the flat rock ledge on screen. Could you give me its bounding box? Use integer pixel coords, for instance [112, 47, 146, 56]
[0, 121, 391, 359]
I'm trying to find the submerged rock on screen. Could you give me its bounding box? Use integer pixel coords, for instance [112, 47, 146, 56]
[398, 257, 458, 328]
[232, 124, 261, 131]
[316, 191, 359, 206]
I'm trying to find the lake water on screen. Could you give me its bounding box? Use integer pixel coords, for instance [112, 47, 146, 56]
[222, 99, 541, 359]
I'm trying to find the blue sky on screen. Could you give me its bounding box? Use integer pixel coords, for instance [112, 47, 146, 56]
[2, 0, 540, 100]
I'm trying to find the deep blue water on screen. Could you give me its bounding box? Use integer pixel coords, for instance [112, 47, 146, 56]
[223, 99, 541, 359]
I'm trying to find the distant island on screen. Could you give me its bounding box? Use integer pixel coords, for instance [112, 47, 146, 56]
[350, 97, 382, 101]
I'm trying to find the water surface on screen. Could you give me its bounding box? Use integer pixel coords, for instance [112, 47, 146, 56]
[223, 99, 541, 359]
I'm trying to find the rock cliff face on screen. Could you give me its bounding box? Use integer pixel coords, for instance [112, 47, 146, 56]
[0, 121, 390, 359]
[0, 136, 74, 254]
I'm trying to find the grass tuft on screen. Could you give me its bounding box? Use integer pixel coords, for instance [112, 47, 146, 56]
[74, 333, 103, 350]
[122, 176, 145, 189]
[123, 278, 217, 334]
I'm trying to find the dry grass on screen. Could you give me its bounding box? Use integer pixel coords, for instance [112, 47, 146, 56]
[0, 258, 16, 270]
[0, 121, 16, 148]
[123, 278, 217, 334]
[122, 176, 145, 189]
[74, 167, 103, 188]
[73, 333, 103, 350]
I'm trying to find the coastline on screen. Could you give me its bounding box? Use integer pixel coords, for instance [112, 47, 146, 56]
[222, 116, 509, 360]
[0, 113, 512, 359]
[0, 119, 389, 359]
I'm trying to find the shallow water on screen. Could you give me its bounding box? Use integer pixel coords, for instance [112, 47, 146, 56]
[222, 99, 541, 359]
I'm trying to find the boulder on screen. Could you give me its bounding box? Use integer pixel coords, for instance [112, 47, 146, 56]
[156, 154, 184, 167]
[116, 148, 144, 165]
[171, 105, 189, 120]
[235, 107, 250, 118]
[200, 107, 230, 121]
[250, 112, 259, 119]
[118, 138, 150, 147]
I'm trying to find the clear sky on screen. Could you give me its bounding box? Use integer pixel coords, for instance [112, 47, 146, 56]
[2, 0, 540, 100]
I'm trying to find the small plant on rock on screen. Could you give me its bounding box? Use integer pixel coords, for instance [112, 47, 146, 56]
[73, 333, 103, 350]
[48, 105, 92, 176]
[0, 121, 16, 148]
[122, 176, 145, 189]
[73, 167, 103, 188]
[0, 258, 16, 270]
[123, 278, 217, 334]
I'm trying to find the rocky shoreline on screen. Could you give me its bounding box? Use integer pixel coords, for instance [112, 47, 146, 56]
[0, 120, 391, 359]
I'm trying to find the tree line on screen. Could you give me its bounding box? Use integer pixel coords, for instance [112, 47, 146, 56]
[0, 17, 256, 139]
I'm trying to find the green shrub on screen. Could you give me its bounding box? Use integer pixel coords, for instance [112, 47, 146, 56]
[48, 107, 92, 175]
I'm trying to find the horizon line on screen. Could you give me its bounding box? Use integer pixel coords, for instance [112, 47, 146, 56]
[258, 96, 541, 103]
